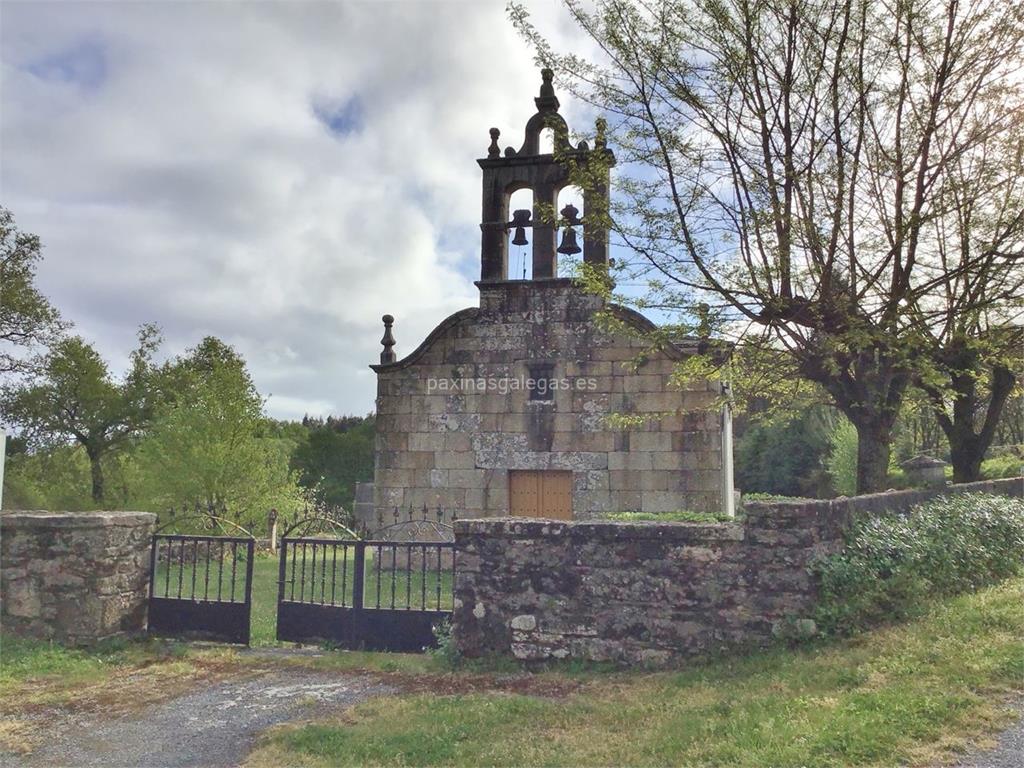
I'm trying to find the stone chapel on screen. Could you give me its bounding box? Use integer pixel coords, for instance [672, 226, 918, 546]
[369, 70, 734, 525]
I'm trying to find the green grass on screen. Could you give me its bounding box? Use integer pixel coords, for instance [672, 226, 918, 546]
[249, 578, 1024, 768]
[0, 634, 139, 689]
[604, 510, 734, 523]
[156, 552, 454, 646]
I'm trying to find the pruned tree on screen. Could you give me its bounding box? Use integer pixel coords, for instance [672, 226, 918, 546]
[909, 122, 1024, 482]
[513, 0, 1024, 492]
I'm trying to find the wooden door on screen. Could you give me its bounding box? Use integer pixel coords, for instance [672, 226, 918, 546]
[509, 470, 573, 520]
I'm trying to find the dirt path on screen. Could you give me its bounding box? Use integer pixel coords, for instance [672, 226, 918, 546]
[2, 669, 393, 768]
[951, 699, 1024, 768]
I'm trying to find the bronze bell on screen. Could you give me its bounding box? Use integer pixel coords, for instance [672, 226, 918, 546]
[557, 226, 581, 255]
[510, 209, 531, 246]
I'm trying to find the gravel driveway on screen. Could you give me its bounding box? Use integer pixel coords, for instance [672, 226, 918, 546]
[3, 669, 392, 768]
[951, 699, 1024, 768]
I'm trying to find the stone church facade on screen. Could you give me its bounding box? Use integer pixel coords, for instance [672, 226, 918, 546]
[369, 71, 733, 525]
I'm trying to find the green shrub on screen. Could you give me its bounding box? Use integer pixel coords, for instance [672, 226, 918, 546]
[826, 419, 858, 496]
[813, 493, 1024, 635]
[428, 618, 461, 668]
[981, 451, 1024, 480]
[734, 409, 833, 497]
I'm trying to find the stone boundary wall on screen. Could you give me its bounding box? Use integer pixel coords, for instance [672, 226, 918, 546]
[452, 477, 1022, 665]
[1, 511, 156, 646]
[820, 476, 1022, 519]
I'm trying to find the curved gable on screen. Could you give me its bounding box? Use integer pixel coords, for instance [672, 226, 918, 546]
[370, 308, 479, 373]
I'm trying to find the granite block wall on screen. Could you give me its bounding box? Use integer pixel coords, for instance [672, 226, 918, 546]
[452, 477, 1022, 665]
[0, 511, 156, 646]
[373, 280, 727, 524]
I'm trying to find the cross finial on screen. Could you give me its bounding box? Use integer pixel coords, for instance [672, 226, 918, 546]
[380, 314, 396, 364]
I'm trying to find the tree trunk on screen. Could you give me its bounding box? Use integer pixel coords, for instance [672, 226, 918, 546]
[803, 348, 908, 496]
[86, 446, 105, 504]
[939, 364, 1016, 484]
[949, 437, 984, 484]
[853, 418, 893, 494]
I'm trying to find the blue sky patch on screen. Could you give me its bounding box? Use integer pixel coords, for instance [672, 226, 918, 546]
[313, 95, 363, 137]
[26, 39, 107, 91]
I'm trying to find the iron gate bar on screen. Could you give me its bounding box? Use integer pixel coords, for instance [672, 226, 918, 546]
[390, 544, 397, 609]
[374, 543, 382, 608]
[148, 534, 254, 645]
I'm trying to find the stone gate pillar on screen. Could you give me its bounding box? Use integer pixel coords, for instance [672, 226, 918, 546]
[1, 510, 156, 646]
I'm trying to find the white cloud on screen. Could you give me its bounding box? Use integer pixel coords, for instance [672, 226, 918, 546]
[0, 0, 597, 419]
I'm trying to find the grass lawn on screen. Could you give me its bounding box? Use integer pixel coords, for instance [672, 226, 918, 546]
[245, 578, 1024, 768]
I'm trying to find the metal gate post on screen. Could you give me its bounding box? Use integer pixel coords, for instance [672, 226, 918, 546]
[277, 539, 288, 604]
[243, 539, 255, 645]
[148, 534, 158, 600]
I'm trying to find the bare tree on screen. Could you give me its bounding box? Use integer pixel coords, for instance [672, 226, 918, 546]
[514, 0, 1024, 491]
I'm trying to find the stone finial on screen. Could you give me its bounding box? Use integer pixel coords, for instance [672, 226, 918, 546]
[380, 314, 396, 364]
[535, 67, 560, 112]
[488, 127, 501, 158]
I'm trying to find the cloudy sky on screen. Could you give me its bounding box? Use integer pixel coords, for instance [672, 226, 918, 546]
[1, 0, 597, 420]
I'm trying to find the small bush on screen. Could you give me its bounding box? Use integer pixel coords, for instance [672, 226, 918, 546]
[813, 493, 1024, 635]
[428, 618, 461, 667]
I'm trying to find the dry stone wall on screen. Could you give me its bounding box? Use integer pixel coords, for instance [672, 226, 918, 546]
[373, 280, 725, 523]
[452, 477, 1023, 665]
[1, 511, 156, 646]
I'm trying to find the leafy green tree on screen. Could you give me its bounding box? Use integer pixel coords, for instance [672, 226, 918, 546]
[515, 0, 1024, 492]
[0, 207, 65, 376]
[136, 337, 303, 530]
[735, 407, 834, 497]
[290, 415, 375, 511]
[0, 327, 160, 503]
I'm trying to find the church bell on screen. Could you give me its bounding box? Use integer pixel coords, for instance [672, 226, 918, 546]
[510, 209, 532, 246]
[556, 202, 582, 255]
[557, 226, 581, 255]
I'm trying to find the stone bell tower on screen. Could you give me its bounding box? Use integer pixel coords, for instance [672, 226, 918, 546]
[478, 68, 615, 282]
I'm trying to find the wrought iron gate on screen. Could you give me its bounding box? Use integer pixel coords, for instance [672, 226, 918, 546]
[148, 534, 255, 645]
[276, 537, 454, 651]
